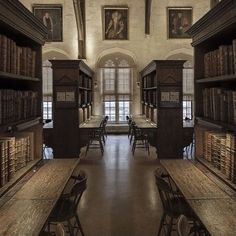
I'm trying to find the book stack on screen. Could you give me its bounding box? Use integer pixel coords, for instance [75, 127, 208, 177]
[0, 140, 8, 187]
[225, 133, 236, 183]
[220, 137, 227, 175]
[0, 132, 34, 187]
[203, 88, 236, 125]
[0, 89, 38, 125]
[204, 39, 236, 78]
[0, 34, 37, 77]
[204, 130, 236, 184]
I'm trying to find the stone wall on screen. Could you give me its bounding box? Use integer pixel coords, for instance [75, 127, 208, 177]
[21, 0, 210, 115]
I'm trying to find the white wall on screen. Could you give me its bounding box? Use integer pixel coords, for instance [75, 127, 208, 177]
[21, 0, 210, 116]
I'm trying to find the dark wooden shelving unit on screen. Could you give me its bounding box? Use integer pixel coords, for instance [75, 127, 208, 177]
[0, 0, 46, 190]
[140, 60, 185, 159]
[188, 0, 236, 187]
[50, 60, 93, 158]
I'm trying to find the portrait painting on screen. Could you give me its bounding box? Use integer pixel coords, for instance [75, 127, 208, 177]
[103, 6, 128, 40]
[167, 7, 192, 39]
[33, 5, 63, 42]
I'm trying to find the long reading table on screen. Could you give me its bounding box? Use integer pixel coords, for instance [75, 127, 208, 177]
[160, 159, 236, 236]
[0, 159, 79, 236]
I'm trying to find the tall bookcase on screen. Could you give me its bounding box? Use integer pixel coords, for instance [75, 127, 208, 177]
[50, 60, 93, 158]
[140, 60, 185, 159]
[0, 0, 46, 194]
[188, 0, 236, 190]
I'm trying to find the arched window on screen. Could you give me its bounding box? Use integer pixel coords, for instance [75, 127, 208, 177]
[101, 56, 132, 123]
[42, 60, 53, 120]
[183, 60, 194, 120]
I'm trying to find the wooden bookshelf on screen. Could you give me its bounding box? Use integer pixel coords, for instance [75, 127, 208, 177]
[0, 1, 46, 190]
[188, 0, 236, 187]
[140, 60, 185, 159]
[50, 60, 93, 158]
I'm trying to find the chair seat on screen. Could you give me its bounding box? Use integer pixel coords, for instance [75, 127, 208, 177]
[49, 199, 75, 222]
[165, 197, 194, 219]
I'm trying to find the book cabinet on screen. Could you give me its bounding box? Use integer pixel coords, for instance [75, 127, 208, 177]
[50, 60, 93, 158]
[140, 60, 185, 159]
[0, 0, 46, 194]
[188, 0, 236, 190]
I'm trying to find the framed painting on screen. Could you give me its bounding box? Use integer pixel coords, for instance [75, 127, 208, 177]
[103, 6, 128, 40]
[33, 4, 63, 42]
[167, 7, 192, 39]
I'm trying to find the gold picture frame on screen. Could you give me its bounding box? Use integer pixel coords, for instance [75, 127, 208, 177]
[167, 7, 192, 39]
[33, 4, 63, 42]
[103, 6, 129, 40]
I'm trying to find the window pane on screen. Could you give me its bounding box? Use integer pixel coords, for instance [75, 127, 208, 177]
[117, 68, 130, 93]
[183, 68, 194, 94]
[43, 99, 52, 120]
[104, 68, 115, 92]
[118, 98, 130, 122]
[183, 100, 192, 119]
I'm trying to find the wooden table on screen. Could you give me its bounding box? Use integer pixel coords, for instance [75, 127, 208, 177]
[132, 115, 157, 129]
[0, 159, 79, 236]
[160, 159, 236, 236]
[79, 116, 103, 129]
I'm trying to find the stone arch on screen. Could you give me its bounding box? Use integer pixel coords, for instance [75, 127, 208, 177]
[96, 48, 137, 68]
[42, 48, 70, 61]
[164, 48, 193, 62]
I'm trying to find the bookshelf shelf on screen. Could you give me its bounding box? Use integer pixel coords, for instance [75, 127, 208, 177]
[140, 60, 185, 158]
[142, 87, 157, 90]
[188, 0, 236, 187]
[196, 74, 236, 83]
[0, 1, 46, 191]
[0, 117, 41, 133]
[196, 117, 236, 132]
[78, 86, 92, 91]
[0, 71, 40, 82]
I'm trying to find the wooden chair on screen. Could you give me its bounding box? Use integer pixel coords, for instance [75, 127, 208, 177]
[39, 223, 65, 236]
[154, 175, 195, 236]
[126, 116, 132, 138]
[177, 215, 191, 236]
[131, 125, 149, 155]
[48, 173, 87, 236]
[85, 127, 104, 155]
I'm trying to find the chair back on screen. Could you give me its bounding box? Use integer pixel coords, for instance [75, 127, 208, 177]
[55, 223, 66, 236]
[177, 215, 191, 236]
[70, 174, 87, 213]
[155, 175, 177, 213]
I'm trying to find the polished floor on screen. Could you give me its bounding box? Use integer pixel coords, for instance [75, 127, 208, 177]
[76, 135, 163, 236]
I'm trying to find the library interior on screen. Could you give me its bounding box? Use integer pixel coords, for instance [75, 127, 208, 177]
[0, 0, 235, 235]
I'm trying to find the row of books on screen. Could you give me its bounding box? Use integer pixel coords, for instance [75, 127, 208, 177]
[203, 88, 236, 125]
[78, 90, 92, 106]
[79, 105, 92, 123]
[204, 39, 236, 78]
[142, 90, 157, 106]
[142, 104, 157, 124]
[0, 132, 34, 187]
[142, 72, 156, 88]
[203, 131, 236, 183]
[0, 34, 37, 77]
[0, 89, 38, 125]
[78, 74, 92, 89]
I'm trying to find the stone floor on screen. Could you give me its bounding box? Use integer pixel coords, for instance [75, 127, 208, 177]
[76, 135, 163, 236]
